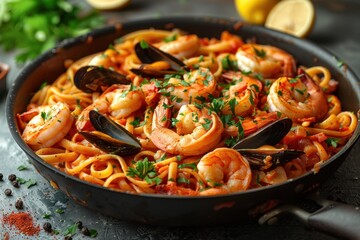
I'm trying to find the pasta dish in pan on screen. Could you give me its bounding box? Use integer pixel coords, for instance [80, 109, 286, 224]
[16, 29, 358, 196]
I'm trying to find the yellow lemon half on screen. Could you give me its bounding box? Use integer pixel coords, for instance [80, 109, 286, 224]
[234, 0, 280, 25]
[265, 0, 315, 38]
[86, 0, 131, 10]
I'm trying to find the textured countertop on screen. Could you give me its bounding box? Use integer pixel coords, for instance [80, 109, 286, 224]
[1, 0, 360, 239]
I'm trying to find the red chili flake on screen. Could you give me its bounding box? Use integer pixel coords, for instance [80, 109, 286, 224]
[3, 212, 40, 236]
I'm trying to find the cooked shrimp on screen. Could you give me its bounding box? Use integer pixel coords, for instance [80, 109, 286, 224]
[21, 102, 74, 149]
[150, 104, 224, 156]
[236, 44, 296, 78]
[267, 70, 328, 121]
[168, 67, 216, 108]
[152, 97, 171, 129]
[221, 71, 263, 116]
[76, 84, 145, 131]
[197, 148, 252, 195]
[155, 34, 200, 59]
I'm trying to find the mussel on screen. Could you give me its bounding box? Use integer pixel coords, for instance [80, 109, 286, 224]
[232, 118, 305, 170]
[74, 66, 131, 93]
[131, 41, 189, 77]
[80, 110, 141, 156]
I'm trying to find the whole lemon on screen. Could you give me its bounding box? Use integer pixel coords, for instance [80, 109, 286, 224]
[234, 0, 280, 25]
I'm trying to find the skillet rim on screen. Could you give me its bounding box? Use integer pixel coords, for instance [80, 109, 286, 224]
[5, 16, 360, 201]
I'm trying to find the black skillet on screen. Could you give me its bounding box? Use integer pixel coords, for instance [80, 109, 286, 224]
[6, 17, 360, 238]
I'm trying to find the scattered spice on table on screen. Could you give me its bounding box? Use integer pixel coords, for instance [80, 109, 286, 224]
[11, 180, 19, 188]
[43, 222, 52, 233]
[3, 212, 40, 236]
[8, 174, 16, 182]
[15, 199, 23, 210]
[0, 173, 3, 181]
[81, 226, 90, 236]
[4, 188, 12, 196]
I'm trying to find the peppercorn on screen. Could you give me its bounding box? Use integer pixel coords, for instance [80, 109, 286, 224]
[12, 180, 19, 188]
[0, 173, 3, 181]
[4, 188, 12, 196]
[64, 236, 72, 240]
[81, 226, 90, 236]
[76, 221, 83, 229]
[8, 174, 16, 181]
[43, 222, 52, 233]
[15, 199, 23, 209]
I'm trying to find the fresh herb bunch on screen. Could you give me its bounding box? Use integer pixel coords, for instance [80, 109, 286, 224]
[0, 0, 104, 64]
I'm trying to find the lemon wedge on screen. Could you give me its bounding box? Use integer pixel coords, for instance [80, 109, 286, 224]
[265, 0, 315, 38]
[86, 0, 131, 10]
[234, 0, 280, 25]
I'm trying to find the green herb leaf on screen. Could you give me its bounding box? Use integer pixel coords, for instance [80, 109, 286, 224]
[17, 165, 28, 171]
[63, 223, 77, 236]
[201, 118, 212, 130]
[42, 213, 52, 219]
[127, 158, 161, 185]
[0, 0, 105, 64]
[253, 47, 266, 58]
[26, 179, 37, 188]
[55, 209, 65, 214]
[164, 34, 177, 43]
[140, 40, 149, 49]
[89, 229, 98, 238]
[325, 137, 339, 147]
[178, 163, 197, 171]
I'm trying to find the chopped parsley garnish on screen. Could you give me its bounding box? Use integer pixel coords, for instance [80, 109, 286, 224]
[325, 137, 340, 147]
[39, 82, 48, 90]
[201, 118, 213, 130]
[253, 47, 266, 58]
[227, 98, 237, 115]
[208, 97, 225, 114]
[295, 88, 306, 95]
[178, 163, 197, 171]
[221, 55, 238, 71]
[177, 177, 190, 185]
[41, 111, 52, 121]
[127, 158, 162, 185]
[164, 34, 177, 42]
[130, 117, 146, 127]
[140, 39, 149, 49]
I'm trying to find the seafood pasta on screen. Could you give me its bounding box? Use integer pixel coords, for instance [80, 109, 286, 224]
[17, 29, 358, 196]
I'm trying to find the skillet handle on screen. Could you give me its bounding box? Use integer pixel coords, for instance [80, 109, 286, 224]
[259, 196, 360, 240]
[307, 201, 360, 239]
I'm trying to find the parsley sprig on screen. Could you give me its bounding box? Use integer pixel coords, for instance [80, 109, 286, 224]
[127, 158, 162, 185]
[0, 0, 104, 63]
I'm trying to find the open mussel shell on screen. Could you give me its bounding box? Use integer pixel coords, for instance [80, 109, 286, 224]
[80, 131, 141, 156]
[134, 41, 188, 71]
[232, 118, 293, 150]
[74, 66, 131, 93]
[238, 149, 305, 171]
[80, 110, 141, 156]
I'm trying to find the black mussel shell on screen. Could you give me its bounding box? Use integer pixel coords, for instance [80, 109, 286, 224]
[232, 118, 293, 150]
[80, 131, 141, 156]
[80, 110, 141, 156]
[74, 66, 131, 93]
[238, 149, 305, 171]
[134, 41, 188, 71]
